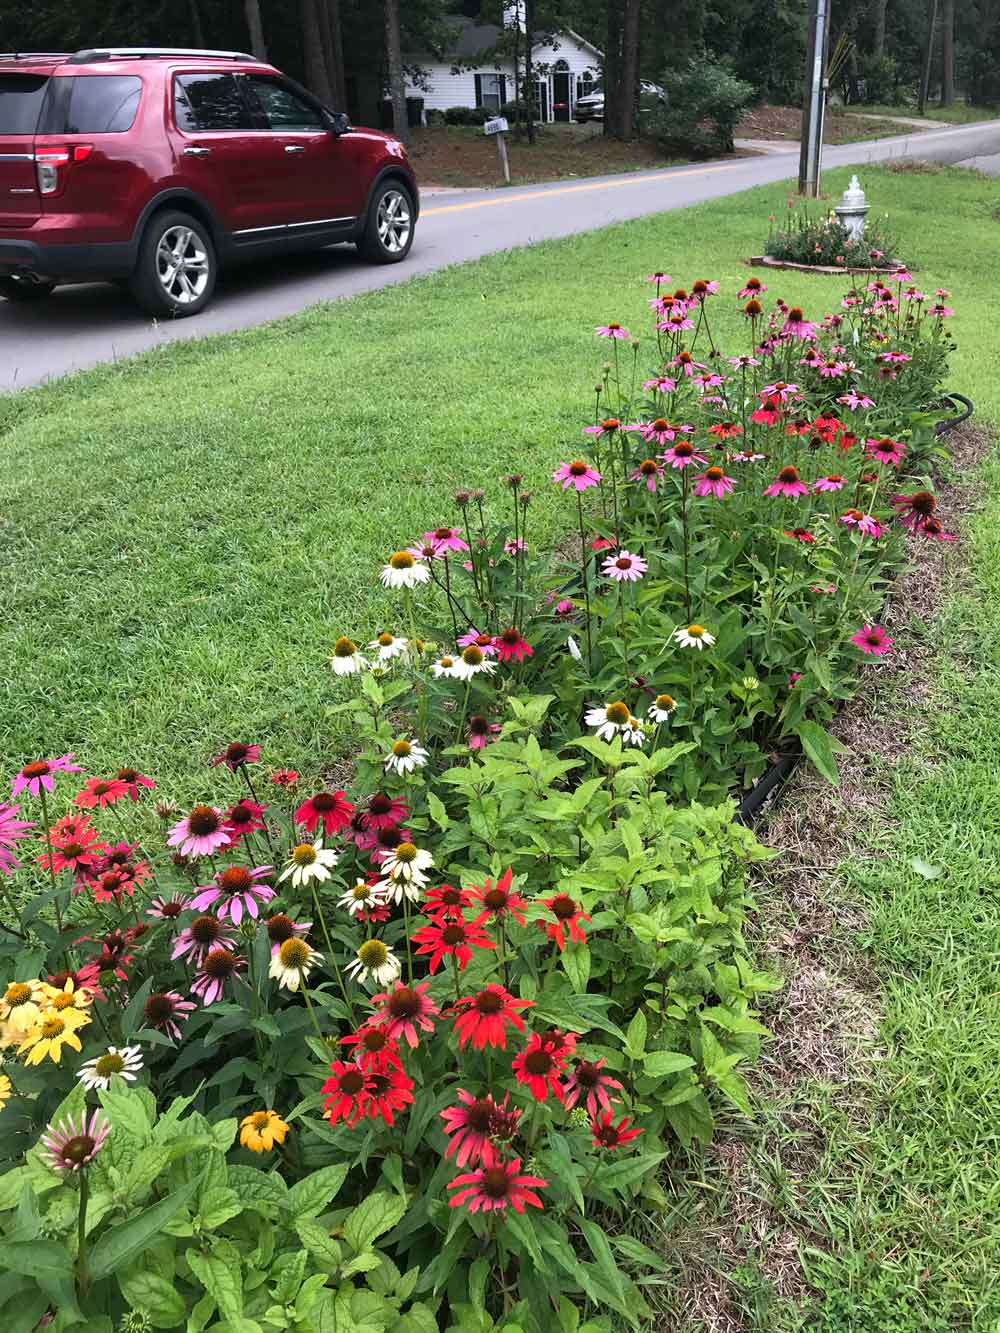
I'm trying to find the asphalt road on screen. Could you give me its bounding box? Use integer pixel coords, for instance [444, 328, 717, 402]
[3, 118, 999, 392]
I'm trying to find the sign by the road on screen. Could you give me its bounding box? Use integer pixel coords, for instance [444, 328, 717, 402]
[483, 117, 509, 136]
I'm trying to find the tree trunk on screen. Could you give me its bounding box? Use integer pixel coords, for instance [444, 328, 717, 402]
[187, 0, 205, 47]
[525, 0, 536, 144]
[603, 0, 623, 138]
[940, 0, 955, 105]
[384, 0, 408, 142]
[325, 0, 348, 110]
[617, 0, 641, 140]
[243, 0, 267, 60]
[300, 0, 333, 104]
[918, 0, 937, 113]
[871, 0, 887, 59]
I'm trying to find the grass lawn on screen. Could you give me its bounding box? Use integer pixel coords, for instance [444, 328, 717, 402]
[1, 163, 996, 803]
[852, 100, 999, 125]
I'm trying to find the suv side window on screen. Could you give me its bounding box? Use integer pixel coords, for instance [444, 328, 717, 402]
[174, 73, 252, 133]
[244, 76, 324, 132]
[39, 76, 142, 134]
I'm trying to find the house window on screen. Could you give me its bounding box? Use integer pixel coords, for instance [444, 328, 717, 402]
[474, 72, 507, 112]
[577, 71, 597, 100]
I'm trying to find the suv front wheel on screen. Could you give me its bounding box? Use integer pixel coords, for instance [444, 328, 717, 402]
[357, 180, 414, 264]
[130, 210, 217, 318]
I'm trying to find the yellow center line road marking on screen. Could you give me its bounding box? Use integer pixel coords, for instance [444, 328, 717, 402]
[421, 161, 754, 217]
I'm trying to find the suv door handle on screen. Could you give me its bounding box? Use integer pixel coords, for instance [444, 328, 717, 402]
[183, 146, 212, 157]
[284, 144, 306, 153]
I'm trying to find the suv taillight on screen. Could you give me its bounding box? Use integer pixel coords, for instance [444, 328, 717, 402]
[35, 145, 93, 195]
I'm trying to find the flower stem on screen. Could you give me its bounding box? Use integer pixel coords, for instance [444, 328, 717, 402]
[402, 891, 414, 984]
[298, 971, 327, 1046]
[38, 789, 67, 960]
[76, 1170, 90, 1301]
[575, 492, 594, 672]
[311, 885, 355, 1024]
[680, 467, 692, 621]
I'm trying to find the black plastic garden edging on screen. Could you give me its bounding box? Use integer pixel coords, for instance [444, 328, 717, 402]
[934, 392, 973, 437]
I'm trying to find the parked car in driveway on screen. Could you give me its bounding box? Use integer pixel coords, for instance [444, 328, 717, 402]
[575, 82, 665, 125]
[0, 47, 419, 316]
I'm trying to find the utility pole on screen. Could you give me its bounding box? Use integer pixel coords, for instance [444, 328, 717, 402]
[798, 0, 831, 197]
[918, 0, 938, 114]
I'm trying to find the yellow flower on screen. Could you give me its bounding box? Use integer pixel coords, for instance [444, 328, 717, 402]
[0, 980, 48, 1036]
[239, 1109, 290, 1153]
[43, 978, 93, 1011]
[18, 1009, 91, 1065]
[0, 1073, 11, 1109]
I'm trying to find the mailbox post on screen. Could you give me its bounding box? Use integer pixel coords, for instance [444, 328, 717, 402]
[484, 115, 510, 185]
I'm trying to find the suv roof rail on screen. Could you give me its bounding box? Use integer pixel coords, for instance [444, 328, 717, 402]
[0, 52, 71, 60]
[69, 47, 257, 64]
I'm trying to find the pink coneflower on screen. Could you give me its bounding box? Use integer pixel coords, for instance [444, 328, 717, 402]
[645, 270, 672, 284]
[582, 417, 622, 436]
[602, 549, 647, 582]
[658, 311, 695, 331]
[781, 307, 817, 339]
[707, 421, 743, 439]
[171, 913, 236, 965]
[147, 892, 190, 921]
[503, 537, 525, 555]
[168, 806, 230, 858]
[457, 628, 498, 657]
[189, 863, 275, 925]
[447, 1157, 547, 1214]
[553, 597, 574, 617]
[764, 466, 809, 498]
[41, 1108, 111, 1172]
[671, 352, 706, 378]
[881, 351, 912, 364]
[928, 303, 953, 317]
[467, 715, 502, 750]
[270, 768, 299, 787]
[638, 417, 692, 446]
[850, 624, 893, 656]
[814, 474, 847, 492]
[784, 527, 816, 543]
[891, 490, 937, 530]
[840, 510, 883, 538]
[493, 628, 533, 663]
[595, 321, 630, 339]
[660, 440, 708, 470]
[422, 526, 469, 554]
[265, 912, 312, 957]
[11, 753, 81, 798]
[818, 360, 848, 379]
[629, 458, 664, 491]
[917, 517, 957, 542]
[563, 1057, 624, 1117]
[0, 802, 33, 877]
[738, 277, 767, 299]
[142, 990, 195, 1042]
[191, 948, 245, 1005]
[866, 437, 907, 467]
[731, 450, 766, 463]
[553, 460, 601, 491]
[729, 354, 761, 368]
[761, 381, 799, 402]
[693, 466, 735, 498]
[788, 671, 802, 688]
[295, 790, 355, 836]
[209, 742, 261, 771]
[359, 792, 409, 830]
[642, 375, 677, 393]
[367, 981, 441, 1048]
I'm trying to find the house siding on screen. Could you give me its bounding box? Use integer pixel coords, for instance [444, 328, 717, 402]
[405, 31, 600, 123]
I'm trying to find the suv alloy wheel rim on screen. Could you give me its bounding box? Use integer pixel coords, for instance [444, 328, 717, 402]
[155, 225, 210, 305]
[376, 189, 411, 254]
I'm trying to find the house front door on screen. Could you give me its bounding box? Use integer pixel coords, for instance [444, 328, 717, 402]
[552, 64, 571, 121]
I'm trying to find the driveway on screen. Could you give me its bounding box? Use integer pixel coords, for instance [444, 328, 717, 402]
[3, 118, 999, 392]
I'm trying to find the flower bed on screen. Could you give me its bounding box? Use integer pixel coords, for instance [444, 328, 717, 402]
[0, 266, 958, 1331]
[766, 197, 899, 269]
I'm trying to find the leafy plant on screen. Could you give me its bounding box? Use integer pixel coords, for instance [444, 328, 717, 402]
[647, 55, 754, 157]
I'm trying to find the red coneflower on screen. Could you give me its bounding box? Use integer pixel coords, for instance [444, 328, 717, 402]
[223, 799, 268, 841]
[75, 777, 129, 809]
[451, 984, 534, 1050]
[423, 883, 474, 922]
[367, 981, 441, 1048]
[209, 742, 261, 771]
[38, 823, 107, 878]
[493, 628, 533, 663]
[563, 1057, 625, 1117]
[441, 1089, 523, 1167]
[706, 421, 743, 439]
[447, 1157, 548, 1214]
[590, 1111, 644, 1150]
[783, 528, 816, 543]
[365, 1065, 415, 1126]
[890, 490, 937, 531]
[536, 894, 591, 952]
[511, 1032, 570, 1102]
[322, 1060, 373, 1127]
[360, 792, 408, 831]
[295, 790, 355, 836]
[411, 918, 495, 974]
[116, 767, 156, 800]
[850, 623, 893, 656]
[468, 867, 528, 926]
[340, 1024, 404, 1072]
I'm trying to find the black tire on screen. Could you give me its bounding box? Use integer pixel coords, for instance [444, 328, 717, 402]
[129, 209, 216, 318]
[0, 275, 56, 303]
[356, 180, 415, 265]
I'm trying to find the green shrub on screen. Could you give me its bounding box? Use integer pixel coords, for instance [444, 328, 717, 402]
[647, 55, 754, 157]
[767, 201, 900, 268]
[443, 105, 490, 126]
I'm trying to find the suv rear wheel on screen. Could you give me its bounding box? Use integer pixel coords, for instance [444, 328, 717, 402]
[357, 180, 414, 265]
[0, 275, 56, 303]
[130, 209, 217, 318]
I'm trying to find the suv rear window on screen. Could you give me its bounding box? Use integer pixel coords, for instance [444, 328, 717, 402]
[174, 73, 252, 132]
[0, 74, 49, 135]
[39, 76, 142, 134]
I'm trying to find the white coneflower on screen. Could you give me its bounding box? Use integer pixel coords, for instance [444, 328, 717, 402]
[621, 716, 646, 747]
[277, 839, 339, 888]
[268, 937, 323, 991]
[77, 1045, 144, 1091]
[346, 938, 402, 988]
[431, 655, 459, 679]
[384, 737, 429, 776]
[647, 693, 677, 723]
[368, 631, 408, 662]
[380, 551, 430, 589]
[451, 645, 497, 681]
[672, 623, 716, 650]
[331, 636, 367, 675]
[380, 842, 434, 901]
[337, 878, 385, 917]
[584, 701, 631, 742]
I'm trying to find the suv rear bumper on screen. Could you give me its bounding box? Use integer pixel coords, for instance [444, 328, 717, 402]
[0, 237, 135, 281]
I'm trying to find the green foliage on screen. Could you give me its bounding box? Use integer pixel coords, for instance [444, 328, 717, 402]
[766, 200, 901, 269]
[648, 55, 755, 157]
[443, 106, 491, 126]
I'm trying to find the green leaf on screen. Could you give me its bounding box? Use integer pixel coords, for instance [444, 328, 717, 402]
[561, 940, 590, 994]
[611, 1233, 667, 1270]
[186, 1246, 243, 1322]
[119, 976, 154, 1042]
[427, 790, 450, 831]
[286, 1162, 349, 1219]
[344, 1190, 406, 1252]
[88, 1175, 201, 1281]
[794, 719, 845, 786]
[294, 1216, 342, 1270]
[596, 1151, 667, 1193]
[910, 856, 943, 880]
[227, 1164, 288, 1211]
[624, 1009, 647, 1061]
[118, 1269, 186, 1329]
[643, 1050, 695, 1079]
[197, 1185, 243, 1230]
[579, 1219, 626, 1306]
[1, 1240, 72, 1281]
[543, 1133, 584, 1214]
[391, 1304, 439, 1333]
[342, 1251, 385, 1277]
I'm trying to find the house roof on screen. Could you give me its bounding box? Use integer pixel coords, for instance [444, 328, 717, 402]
[405, 16, 602, 63]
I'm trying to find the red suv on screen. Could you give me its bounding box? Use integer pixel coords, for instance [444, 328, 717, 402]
[0, 46, 418, 316]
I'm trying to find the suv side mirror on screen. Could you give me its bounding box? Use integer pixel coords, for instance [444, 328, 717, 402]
[326, 110, 352, 135]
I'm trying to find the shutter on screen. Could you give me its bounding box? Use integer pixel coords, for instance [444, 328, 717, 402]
[499, 75, 507, 106]
[474, 73, 483, 108]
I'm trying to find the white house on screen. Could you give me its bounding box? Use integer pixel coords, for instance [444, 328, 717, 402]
[403, 5, 602, 125]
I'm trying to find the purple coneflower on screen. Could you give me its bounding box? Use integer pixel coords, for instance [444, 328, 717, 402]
[192, 948, 245, 1005]
[660, 441, 708, 470]
[850, 624, 893, 656]
[764, 466, 809, 498]
[0, 802, 34, 876]
[167, 805, 230, 858]
[602, 549, 647, 582]
[553, 460, 601, 491]
[41, 1109, 111, 1172]
[209, 742, 261, 771]
[11, 754, 81, 798]
[595, 322, 630, 339]
[189, 863, 275, 925]
[693, 466, 735, 499]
